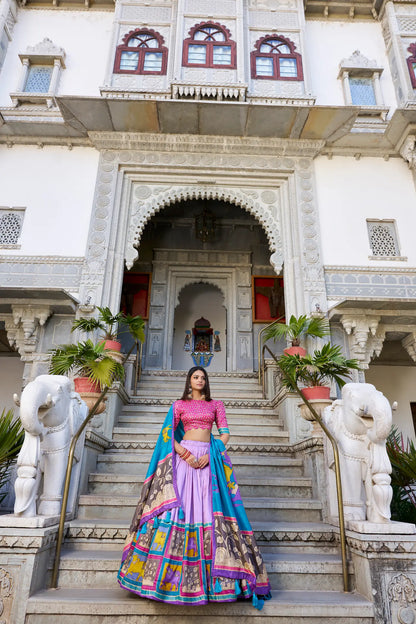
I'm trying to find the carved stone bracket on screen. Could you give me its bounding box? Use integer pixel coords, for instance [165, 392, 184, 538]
[400, 135, 416, 170]
[402, 333, 416, 362]
[0, 305, 52, 360]
[340, 314, 384, 368]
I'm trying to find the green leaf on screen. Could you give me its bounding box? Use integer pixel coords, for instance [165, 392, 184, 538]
[0, 409, 24, 503]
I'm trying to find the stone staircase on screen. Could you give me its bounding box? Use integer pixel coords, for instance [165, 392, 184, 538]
[25, 371, 375, 623]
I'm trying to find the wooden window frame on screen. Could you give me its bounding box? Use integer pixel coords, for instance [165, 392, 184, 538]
[407, 43, 416, 88]
[251, 34, 303, 81]
[182, 21, 236, 69]
[252, 275, 285, 324]
[114, 28, 168, 76]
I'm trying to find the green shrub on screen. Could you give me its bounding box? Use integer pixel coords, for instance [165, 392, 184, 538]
[0, 409, 24, 503]
[386, 427, 416, 523]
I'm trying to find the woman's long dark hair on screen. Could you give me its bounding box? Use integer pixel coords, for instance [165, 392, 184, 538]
[180, 366, 212, 401]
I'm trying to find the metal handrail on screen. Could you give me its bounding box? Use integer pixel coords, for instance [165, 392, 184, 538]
[262, 344, 350, 593]
[51, 342, 138, 589]
[257, 315, 285, 392]
[133, 340, 144, 394]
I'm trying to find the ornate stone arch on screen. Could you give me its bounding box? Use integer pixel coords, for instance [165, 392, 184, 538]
[125, 184, 283, 273]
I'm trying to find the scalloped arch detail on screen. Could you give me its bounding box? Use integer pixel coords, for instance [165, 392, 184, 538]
[175, 279, 226, 309]
[125, 185, 282, 270]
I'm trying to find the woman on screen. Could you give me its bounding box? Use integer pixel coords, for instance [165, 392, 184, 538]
[118, 366, 271, 608]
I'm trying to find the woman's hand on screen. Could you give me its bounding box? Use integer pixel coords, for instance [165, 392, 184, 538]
[197, 454, 209, 469]
[184, 454, 200, 469]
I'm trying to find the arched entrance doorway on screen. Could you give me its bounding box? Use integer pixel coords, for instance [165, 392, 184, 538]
[172, 282, 226, 372]
[121, 198, 284, 372]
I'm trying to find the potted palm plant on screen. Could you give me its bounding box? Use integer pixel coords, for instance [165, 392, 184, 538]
[49, 339, 125, 411]
[278, 342, 360, 400]
[263, 314, 330, 356]
[71, 307, 145, 353]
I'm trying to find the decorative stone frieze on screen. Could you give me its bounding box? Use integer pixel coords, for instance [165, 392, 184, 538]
[172, 83, 247, 101]
[325, 266, 416, 300]
[0, 255, 83, 290]
[88, 132, 324, 157]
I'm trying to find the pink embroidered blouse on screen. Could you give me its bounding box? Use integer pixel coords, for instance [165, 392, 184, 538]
[174, 399, 230, 435]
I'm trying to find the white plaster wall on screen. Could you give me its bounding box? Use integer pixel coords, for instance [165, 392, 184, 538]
[314, 155, 416, 267]
[0, 356, 24, 412]
[0, 144, 99, 256]
[365, 364, 416, 442]
[305, 20, 397, 110]
[0, 9, 113, 105]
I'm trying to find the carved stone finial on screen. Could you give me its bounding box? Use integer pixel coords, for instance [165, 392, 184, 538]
[26, 37, 65, 59]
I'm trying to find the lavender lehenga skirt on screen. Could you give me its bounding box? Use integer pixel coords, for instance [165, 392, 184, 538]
[118, 440, 255, 604]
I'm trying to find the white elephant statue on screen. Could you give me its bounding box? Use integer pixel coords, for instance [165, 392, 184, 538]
[13, 375, 88, 517]
[323, 382, 392, 525]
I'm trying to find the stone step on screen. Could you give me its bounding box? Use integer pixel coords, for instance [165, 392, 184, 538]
[25, 588, 374, 623]
[65, 519, 340, 554]
[139, 371, 260, 385]
[118, 411, 283, 426]
[76, 495, 322, 523]
[128, 397, 274, 409]
[112, 425, 288, 445]
[88, 473, 313, 499]
[50, 549, 354, 592]
[96, 448, 299, 473]
[106, 440, 295, 453]
[135, 390, 263, 403]
[121, 404, 280, 418]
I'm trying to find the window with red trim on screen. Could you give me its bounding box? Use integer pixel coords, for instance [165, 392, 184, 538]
[182, 22, 236, 69]
[407, 43, 416, 88]
[251, 35, 303, 81]
[114, 29, 167, 75]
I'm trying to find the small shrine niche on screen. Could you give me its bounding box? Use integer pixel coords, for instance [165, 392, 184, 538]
[184, 316, 221, 367]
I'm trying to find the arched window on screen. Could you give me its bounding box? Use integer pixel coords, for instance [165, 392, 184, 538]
[182, 22, 236, 69]
[407, 43, 416, 88]
[114, 29, 167, 75]
[251, 35, 303, 81]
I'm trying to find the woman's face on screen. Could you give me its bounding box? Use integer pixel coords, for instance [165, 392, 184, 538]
[190, 370, 206, 393]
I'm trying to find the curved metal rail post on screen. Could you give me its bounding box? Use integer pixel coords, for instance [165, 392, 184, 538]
[50, 386, 109, 589]
[51, 342, 138, 589]
[263, 344, 350, 593]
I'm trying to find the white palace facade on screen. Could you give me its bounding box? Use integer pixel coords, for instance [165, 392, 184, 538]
[2, 0, 416, 620]
[1, 0, 416, 436]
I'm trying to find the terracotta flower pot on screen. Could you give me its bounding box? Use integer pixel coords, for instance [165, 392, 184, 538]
[284, 346, 307, 357]
[74, 377, 106, 414]
[74, 377, 101, 394]
[301, 386, 331, 401]
[102, 340, 122, 352]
